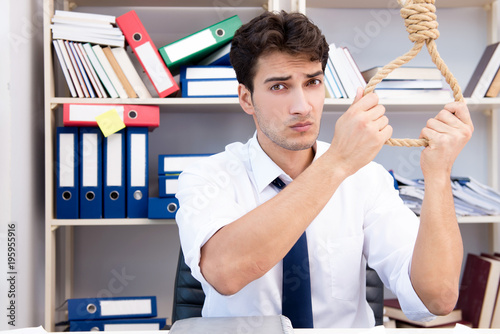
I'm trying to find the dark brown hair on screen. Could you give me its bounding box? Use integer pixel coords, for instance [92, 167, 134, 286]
[230, 10, 329, 93]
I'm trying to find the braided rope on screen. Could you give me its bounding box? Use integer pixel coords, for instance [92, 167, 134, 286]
[364, 0, 464, 147]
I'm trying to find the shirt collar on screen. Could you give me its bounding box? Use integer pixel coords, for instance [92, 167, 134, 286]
[249, 132, 323, 193]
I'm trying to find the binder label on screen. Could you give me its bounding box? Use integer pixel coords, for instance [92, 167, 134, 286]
[59, 133, 75, 187]
[82, 133, 99, 187]
[70, 105, 125, 121]
[135, 41, 174, 92]
[100, 299, 152, 316]
[130, 134, 146, 187]
[165, 29, 216, 63]
[106, 133, 123, 186]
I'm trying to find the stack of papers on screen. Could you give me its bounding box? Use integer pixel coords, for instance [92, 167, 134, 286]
[393, 173, 500, 217]
[51, 10, 125, 47]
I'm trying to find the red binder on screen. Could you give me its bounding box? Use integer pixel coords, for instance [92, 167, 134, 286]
[63, 103, 160, 128]
[116, 10, 179, 98]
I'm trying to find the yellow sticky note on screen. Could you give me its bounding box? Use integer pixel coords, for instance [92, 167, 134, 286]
[95, 108, 126, 137]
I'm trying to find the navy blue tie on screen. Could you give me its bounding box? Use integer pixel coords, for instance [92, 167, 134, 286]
[271, 177, 314, 328]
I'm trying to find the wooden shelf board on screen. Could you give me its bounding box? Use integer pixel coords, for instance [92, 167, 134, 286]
[457, 215, 500, 224]
[50, 218, 176, 226]
[306, 0, 493, 9]
[49, 97, 500, 113]
[69, 0, 268, 8]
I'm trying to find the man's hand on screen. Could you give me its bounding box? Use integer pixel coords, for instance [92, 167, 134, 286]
[329, 87, 393, 176]
[419, 102, 474, 179]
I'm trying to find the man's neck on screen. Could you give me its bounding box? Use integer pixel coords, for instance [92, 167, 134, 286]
[257, 137, 316, 179]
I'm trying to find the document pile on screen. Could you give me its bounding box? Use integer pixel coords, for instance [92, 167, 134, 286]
[56, 296, 166, 331]
[393, 173, 500, 216]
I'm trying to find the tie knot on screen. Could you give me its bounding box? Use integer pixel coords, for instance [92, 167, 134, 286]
[400, 0, 439, 43]
[271, 177, 286, 190]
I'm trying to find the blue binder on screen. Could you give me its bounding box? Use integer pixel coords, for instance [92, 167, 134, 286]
[66, 296, 157, 321]
[126, 127, 149, 218]
[148, 197, 179, 219]
[181, 78, 238, 98]
[69, 317, 167, 331]
[158, 174, 179, 198]
[103, 129, 126, 218]
[79, 127, 103, 219]
[56, 127, 79, 219]
[158, 153, 211, 174]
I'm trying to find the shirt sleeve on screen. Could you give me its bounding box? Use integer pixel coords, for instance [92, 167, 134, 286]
[361, 163, 436, 322]
[175, 158, 249, 288]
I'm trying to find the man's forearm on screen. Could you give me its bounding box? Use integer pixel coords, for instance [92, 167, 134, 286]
[200, 151, 349, 295]
[410, 175, 463, 315]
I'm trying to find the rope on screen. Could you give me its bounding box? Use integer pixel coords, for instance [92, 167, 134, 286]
[363, 0, 464, 147]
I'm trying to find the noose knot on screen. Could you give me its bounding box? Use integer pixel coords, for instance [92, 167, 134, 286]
[401, 0, 439, 43]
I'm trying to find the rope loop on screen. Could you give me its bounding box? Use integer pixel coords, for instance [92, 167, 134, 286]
[363, 0, 464, 147]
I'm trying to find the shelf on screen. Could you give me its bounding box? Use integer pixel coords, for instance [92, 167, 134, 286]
[48, 97, 500, 113]
[68, 0, 268, 8]
[50, 218, 175, 226]
[305, 0, 494, 9]
[457, 215, 500, 224]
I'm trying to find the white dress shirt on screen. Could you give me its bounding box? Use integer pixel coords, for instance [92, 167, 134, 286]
[175, 134, 435, 328]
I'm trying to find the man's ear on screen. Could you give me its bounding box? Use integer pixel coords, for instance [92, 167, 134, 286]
[238, 83, 255, 115]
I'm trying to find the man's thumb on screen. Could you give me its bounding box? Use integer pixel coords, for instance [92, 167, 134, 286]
[352, 87, 364, 104]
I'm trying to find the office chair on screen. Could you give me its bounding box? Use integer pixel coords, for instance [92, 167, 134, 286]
[171, 248, 385, 326]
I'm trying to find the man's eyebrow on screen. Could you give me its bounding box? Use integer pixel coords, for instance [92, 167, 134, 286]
[263, 71, 324, 84]
[307, 70, 324, 78]
[263, 75, 292, 84]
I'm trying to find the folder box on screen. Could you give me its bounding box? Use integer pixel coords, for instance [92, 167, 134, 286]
[63, 103, 160, 129]
[148, 197, 179, 219]
[103, 129, 126, 218]
[68, 317, 167, 331]
[116, 10, 179, 98]
[65, 296, 157, 321]
[158, 154, 211, 174]
[56, 127, 79, 219]
[159, 15, 242, 72]
[158, 174, 179, 198]
[126, 127, 149, 218]
[79, 127, 103, 219]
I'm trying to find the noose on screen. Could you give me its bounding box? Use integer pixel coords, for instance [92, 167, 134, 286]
[363, 0, 464, 147]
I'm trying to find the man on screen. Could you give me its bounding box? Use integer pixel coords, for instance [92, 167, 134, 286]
[175, 11, 473, 328]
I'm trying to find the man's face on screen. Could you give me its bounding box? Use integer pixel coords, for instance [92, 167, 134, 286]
[240, 51, 325, 155]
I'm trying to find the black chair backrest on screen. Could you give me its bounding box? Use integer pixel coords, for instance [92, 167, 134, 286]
[172, 249, 384, 326]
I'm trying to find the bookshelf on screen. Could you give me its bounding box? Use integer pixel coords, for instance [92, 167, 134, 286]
[43, 0, 500, 330]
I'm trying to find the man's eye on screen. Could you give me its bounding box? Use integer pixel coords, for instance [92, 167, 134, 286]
[308, 79, 321, 86]
[270, 84, 285, 91]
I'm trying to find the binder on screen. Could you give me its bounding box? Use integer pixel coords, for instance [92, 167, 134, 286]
[158, 174, 179, 198]
[127, 127, 149, 218]
[68, 317, 167, 331]
[116, 10, 179, 98]
[159, 15, 242, 71]
[103, 129, 126, 218]
[102, 46, 138, 98]
[148, 197, 179, 219]
[65, 296, 157, 321]
[180, 65, 236, 81]
[198, 42, 232, 66]
[181, 78, 238, 98]
[79, 127, 102, 219]
[56, 127, 79, 219]
[158, 154, 211, 174]
[63, 103, 159, 128]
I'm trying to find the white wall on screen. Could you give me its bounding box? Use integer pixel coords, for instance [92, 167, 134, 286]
[0, 0, 45, 329]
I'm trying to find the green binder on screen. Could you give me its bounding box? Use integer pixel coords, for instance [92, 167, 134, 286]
[159, 15, 242, 72]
